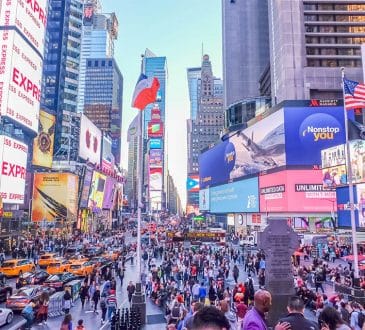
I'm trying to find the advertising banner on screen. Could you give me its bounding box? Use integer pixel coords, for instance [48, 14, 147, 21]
[79, 114, 102, 165]
[0, 136, 28, 204]
[32, 110, 55, 168]
[150, 190, 162, 211]
[349, 140, 365, 184]
[102, 135, 114, 172]
[210, 177, 259, 213]
[149, 149, 163, 168]
[0, 30, 42, 133]
[199, 189, 210, 211]
[149, 138, 162, 149]
[102, 177, 115, 210]
[32, 173, 79, 221]
[357, 183, 365, 228]
[186, 204, 199, 216]
[148, 122, 164, 138]
[0, 0, 47, 54]
[284, 106, 346, 165]
[187, 174, 199, 192]
[336, 185, 363, 229]
[88, 172, 106, 212]
[259, 169, 336, 213]
[199, 110, 285, 189]
[149, 168, 163, 190]
[322, 165, 347, 189]
[79, 168, 93, 208]
[321, 144, 346, 169]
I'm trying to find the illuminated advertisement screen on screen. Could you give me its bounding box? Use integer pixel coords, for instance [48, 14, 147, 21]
[0, 30, 42, 133]
[199, 189, 210, 211]
[149, 138, 162, 149]
[322, 165, 347, 189]
[150, 190, 162, 211]
[0, 136, 28, 204]
[32, 173, 79, 221]
[259, 169, 336, 213]
[149, 149, 163, 168]
[186, 204, 199, 216]
[79, 168, 93, 208]
[149, 168, 163, 190]
[79, 114, 102, 165]
[102, 177, 115, 210]
[148, 122, 164, 138]
[321, 144, 345, 169]
[187, 174, 199, 192]
[0, 0, 47, 53]
[32, 110, 55, 168]
[88, 172, 106, 212]
[349, 140, 365, 184]
[102, 135, 114, 172]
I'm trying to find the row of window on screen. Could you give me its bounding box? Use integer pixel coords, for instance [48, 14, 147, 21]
[304, 4, 365, 11]
[307, 47, 361, 55]
[307, 58, 362, 67]
[306, 36, 365, 44]
[305, 14, 365, 22]
[306, 25, 365, 33]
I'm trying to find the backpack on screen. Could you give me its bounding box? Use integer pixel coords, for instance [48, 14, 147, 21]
[100, 299, 106, 309]
[358, 311, 365, 328]
[171, 303, 181, 319]
[60, 323, 69, 330]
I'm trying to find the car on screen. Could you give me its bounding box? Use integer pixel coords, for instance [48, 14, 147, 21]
[0, 259, 35, 277]
[6, 285, 55, 311]
[83, 246, 103, 258]
[0, 284, 12, 302]
[68, 255, 89, 264]
[38, 253, 59, 268]
[46, 259, 72, 275]
[90, 257, 113, 270]
[0, 308, 13, 326]
[69, 261, 95, 277]
[64, 245, 84, 258]
[18, 271, 50, 287]
[43, 272, 77, 291]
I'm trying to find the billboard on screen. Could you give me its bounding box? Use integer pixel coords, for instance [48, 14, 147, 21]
[149, 168, 163, 190]
[187, 174, 199, 192]
[83, 3, 94, 25]
[199, 109, 285, 189]
[284, 106, 346, 165]
[88, 172, 106, 212]
[349, 140, 365, 183]
[210, 177, 259, 213]
[79, 115, 102, 165]
[148, 122, 164, 138]
[0, 136, 28, 204]
[102, 177, 115, 210]
[0, 30, 42, 133]
[321, 144, 346, 169]
[199, 189, 210, 211]
[0, 0, 47, 53]
[149, 150, 163, 168]
[79, 168, 93, 208]
[150, 190, 162, 211]
[102, 135, 114, 172]
[259, 169, 336, 213]
[32, 110, 55, 168]
[322, 165, 347, 189]
[149, 138, 162, 149]
[358, 183, 365, 228]
[186, 204, 199, 216]
[32, 173, 79, 221]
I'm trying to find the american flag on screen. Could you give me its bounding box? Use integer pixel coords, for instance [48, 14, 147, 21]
[343, 78, 365, 110]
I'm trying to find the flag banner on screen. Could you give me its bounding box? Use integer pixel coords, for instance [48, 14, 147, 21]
[348, 119, 365, 140]
[132, 73, 160, 110]
[343, 78, 365, 111]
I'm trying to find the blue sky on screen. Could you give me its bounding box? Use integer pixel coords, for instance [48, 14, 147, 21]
[101, 0, 222, 206]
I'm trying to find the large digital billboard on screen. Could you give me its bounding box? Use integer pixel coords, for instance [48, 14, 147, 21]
[32, 110, 55, 168]
[32, 173, 79, 221]
[102, 135, 114, 172]
[259, 169, 336, 213]
[102, 177, 115, 210]
[148, 122, 164, 138]
[199, 189, 210, 211]
[149, 138, 162, 149]
[150, 190, 162, 211]
[88, 172, 106, 212]
[199, 110, 285, 189]
[0, 30, 42, 133]
[79, 115, 102, 165]
[149, 168, 163, 191]
[321, 144, 346, 169]
[0, 136, 28, 204]
[210, 177, 259, 213]
[284, 106, 346, 165]
[0, 0, 47, 53]
[79, 168, 93, 208]
[149, 150, 163, 168]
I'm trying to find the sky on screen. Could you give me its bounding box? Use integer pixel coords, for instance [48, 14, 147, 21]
[101, 0, 222, 207]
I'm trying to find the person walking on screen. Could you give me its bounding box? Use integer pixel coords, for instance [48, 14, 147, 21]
[92, 286, 101, 313]
[106, 289, 117, 321]
[100, 293, 107, 324]
[60, 314, 73, 330]
[21, 300, 35, 330]
[198, 282, 207, 304]
[38, 291, 49, 325]
[233, 265, 239, 284]
[63, 289, 72, 314]
[127, 281, 136, 305]
[76, 319, 86, 330]
[79, 282, 89, 309]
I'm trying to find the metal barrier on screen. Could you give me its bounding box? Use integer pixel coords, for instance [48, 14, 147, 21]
[110, 307, 142, 330]
[48, 292, 65, 318]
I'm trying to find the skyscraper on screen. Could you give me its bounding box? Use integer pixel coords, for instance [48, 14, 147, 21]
[268, 1, 365, 103]
[77, 3, 118, 113]
[84, 58, 123, 164]
[41, 0, 84, 161]
[187, 67, 202, 120]
[222, 0, 270, 107]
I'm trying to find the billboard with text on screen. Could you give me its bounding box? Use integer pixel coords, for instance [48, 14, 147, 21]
[149, 168, 163, 191]
[88, 172, 106, 212]
[149, 150, 163, 168]
[148, 122, 164, 138]
[79, 115, 102, 165]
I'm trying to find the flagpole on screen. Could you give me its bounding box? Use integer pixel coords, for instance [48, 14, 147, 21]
[341, 67, 360, 285]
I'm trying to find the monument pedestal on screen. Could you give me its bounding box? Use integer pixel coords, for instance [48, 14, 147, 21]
[131, 282, 146, 326]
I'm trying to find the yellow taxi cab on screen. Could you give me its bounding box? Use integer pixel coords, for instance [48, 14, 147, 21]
[69, 255, 89, 264]
[0, 259, 35, 277]
[38, 253, 59, 268]
[46, 259, 72, 275]
[69, 260, 95, 277]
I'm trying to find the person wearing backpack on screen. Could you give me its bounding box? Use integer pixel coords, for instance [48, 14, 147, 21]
[21, 300, 35, 330]
[351, 302, 365, 330]
[170, 301, 182, 324]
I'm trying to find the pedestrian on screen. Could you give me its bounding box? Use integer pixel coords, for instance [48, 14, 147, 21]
[60, 313, 73, 330]
[319, 306, 351, 330]
[233, 265, 239, 284]
[127, 281, 136, 305]
[350, 302, 364, 330]
[92, 286, 101, 313]
[37, 291, 50, 325]
[106, 289, 118, 321]
[315, 272, 325, 294]
[21, 300, 36, 330]
[198, 282, 207, 304]
[76, 319, 86, 330]
[100, 293, 107, 324]
[79, 282, 89, 309]
[63, 289, 72, 314]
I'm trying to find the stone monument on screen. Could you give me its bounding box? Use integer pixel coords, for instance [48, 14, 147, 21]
[258, 217, 299, 326]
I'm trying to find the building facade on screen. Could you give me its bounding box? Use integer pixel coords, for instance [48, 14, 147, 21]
[84, 58, 123, 164]
[187, 67, 202, 120]
[269, 1, 365, 103]
[41, 0, 83, 161]
[222, 0, 270, 107]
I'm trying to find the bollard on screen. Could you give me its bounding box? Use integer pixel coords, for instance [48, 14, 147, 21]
[111, 313, 117, 330]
